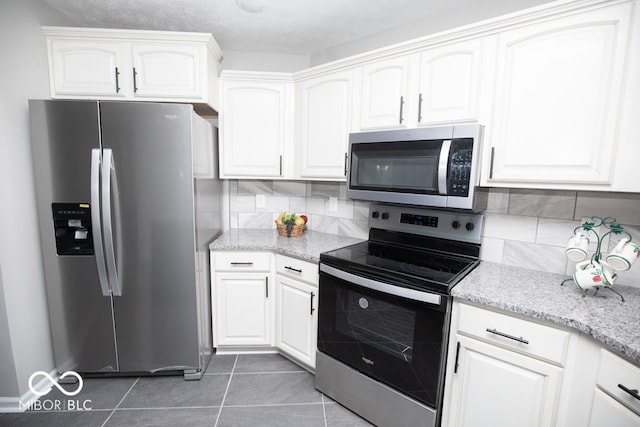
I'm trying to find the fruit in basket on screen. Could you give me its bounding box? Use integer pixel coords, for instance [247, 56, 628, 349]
[294, 216, 305, 226]
[276, 211, 286, 225]
[300, 215, 308, 224]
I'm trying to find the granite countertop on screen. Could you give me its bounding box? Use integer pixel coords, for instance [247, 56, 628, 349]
[453, 261, 640, 364]
[209, 229, 364, 262]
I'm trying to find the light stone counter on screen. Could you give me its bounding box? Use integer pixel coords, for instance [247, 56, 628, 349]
[209, 229, 364, 263]
[453, 261, 640, 364]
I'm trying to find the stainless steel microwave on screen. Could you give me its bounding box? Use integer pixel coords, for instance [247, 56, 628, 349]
[346, 124, 486, 211]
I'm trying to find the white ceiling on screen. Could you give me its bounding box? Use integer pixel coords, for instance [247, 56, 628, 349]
[42, 0, 486, 55]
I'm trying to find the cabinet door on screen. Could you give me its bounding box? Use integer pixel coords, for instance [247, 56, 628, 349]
[298, 70, 356, 179]
[418, 39, 483, 124]
[448, 335, 562, 427]
[214, 273, 273, 347]
[589, 388, 640, 427]
[48, 39, 127, 97]
[275, 276, 317, 368]
[360, 56, 411, 129]
[486, 2, 632, 185]
[220, 80, 290, 178]
[131, 43, 204, 99]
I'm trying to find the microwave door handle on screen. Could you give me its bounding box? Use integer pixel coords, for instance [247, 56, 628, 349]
[438, 140, 452, 195]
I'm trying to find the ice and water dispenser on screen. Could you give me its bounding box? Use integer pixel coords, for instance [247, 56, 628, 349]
[52, 203, 94, 255]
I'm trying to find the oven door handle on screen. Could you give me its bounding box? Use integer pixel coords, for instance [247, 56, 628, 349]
[320, 264, 442, 305]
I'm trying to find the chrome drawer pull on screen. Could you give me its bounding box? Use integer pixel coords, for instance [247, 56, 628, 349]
[486, 328, 529, 345]
[285, 266, 302, 273]
[618, 384, 640, 401]
[230, 262, 253, 266]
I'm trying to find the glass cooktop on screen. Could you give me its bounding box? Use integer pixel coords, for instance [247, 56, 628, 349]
[320, 236, 479, 294]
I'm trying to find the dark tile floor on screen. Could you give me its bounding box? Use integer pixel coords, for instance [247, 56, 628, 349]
[0, 353, 373, 427]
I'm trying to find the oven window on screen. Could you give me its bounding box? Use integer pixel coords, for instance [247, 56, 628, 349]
[337, 288, 417, 363]
[318, 269, 448, 408]
[350, 140, 441, 193]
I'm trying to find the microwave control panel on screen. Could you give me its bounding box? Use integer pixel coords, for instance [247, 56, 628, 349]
[448, 138, 473, 197]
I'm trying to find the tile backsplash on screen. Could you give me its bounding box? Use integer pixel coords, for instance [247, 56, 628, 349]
[228, 180, 640, 288]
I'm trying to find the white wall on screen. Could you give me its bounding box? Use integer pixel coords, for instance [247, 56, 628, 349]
[0, 0, 72, 402]
[221, 50, 310, 72]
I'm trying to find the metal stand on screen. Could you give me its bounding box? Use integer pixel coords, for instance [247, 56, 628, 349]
[561, 216, 631, 302]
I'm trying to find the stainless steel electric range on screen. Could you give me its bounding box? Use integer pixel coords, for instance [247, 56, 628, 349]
[315, 203, 483, 427]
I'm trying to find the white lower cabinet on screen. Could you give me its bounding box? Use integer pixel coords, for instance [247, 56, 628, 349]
[211, 252, 274, 347]
[447, 334, 562, 427]
[443, 301, 640, 427]
[211, 251, 320, 369]
[275, 276, 317, 369]
[213, 273, 274, 347]
[587, 349, 640, 426]
[443, 302, 568, 426]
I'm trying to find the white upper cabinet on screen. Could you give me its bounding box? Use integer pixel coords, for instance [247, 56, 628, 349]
[130, 44, 204, 99]
[417, 38, 487, 125]
[43, 27, 222, 111]
[47, 39, 128, 97]
[296, 69, 358, 180]
[482, 1, 634, 188]
[219, 73, 294, 179]
[358, 39, 487, 130]
[359, 56, 412, 129]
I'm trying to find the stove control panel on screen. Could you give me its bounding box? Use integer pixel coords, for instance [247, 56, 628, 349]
[369, 204, 484, 244]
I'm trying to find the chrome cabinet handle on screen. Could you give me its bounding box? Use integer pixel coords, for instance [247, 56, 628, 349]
[265, 276, 269, 298]
[114, 67, 120, 93]
[279, 155, 283, 176]
[132, 67, 138, 93]
[398, 96, 405, 124]
[489, 147, 495, 179]
[618, 384, 640, 401]
[486, 328, 529, 345]
[310, 291, 315, 315]
[285, 266, 302, 273]
[417, 93, 423, 122]
[230, 262, 253, 266]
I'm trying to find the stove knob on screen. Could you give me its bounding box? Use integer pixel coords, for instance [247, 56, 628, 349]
[371, 211, 379, 219]
[452, 221, 461, 229]
[381, 212, 390, 220]
[465, 222, 475, 231]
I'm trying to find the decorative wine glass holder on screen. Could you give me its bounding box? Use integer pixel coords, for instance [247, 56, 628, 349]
[561, 216, 636, 302]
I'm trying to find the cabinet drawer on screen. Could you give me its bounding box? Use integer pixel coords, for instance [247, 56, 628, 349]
[457, 303, 570, 365]
[275, 255, 318, 285]
[213, 251, 271, 272]
[597, 350, 640, 415]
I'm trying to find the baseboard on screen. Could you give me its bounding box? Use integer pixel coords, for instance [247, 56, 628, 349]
[0, 369, 59, 413]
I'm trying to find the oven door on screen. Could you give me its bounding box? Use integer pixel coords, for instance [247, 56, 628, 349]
[318, 263, 449, 409]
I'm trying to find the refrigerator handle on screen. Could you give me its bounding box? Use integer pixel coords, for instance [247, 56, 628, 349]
[91, 149, 111, 296]
[102, 149, 123, 296]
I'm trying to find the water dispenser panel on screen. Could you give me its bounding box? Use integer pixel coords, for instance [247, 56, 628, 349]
[52, 203, 94, 255]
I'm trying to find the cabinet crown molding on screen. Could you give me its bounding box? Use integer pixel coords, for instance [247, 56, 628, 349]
[41, 26, 223, 61]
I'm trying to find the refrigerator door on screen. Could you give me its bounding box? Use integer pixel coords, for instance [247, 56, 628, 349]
[99, 102, 200, 372]
[29, 100, 119, 373]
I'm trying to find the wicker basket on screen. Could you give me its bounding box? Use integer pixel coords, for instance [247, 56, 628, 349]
[276, 222, 306, 237]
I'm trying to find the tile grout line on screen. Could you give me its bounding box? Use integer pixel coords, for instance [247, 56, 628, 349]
[321, 393, 328, 427]
[214, 354, 238, 427]
[100, 377, 140, 427]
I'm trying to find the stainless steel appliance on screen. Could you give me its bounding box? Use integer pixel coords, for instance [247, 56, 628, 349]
[316, 203, 483, 426]
[346, 124, 486, 211]
[29, 99, 222, 380]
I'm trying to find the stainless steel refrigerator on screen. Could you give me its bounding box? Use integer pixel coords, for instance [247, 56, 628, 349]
[29, 100, 221, 380]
